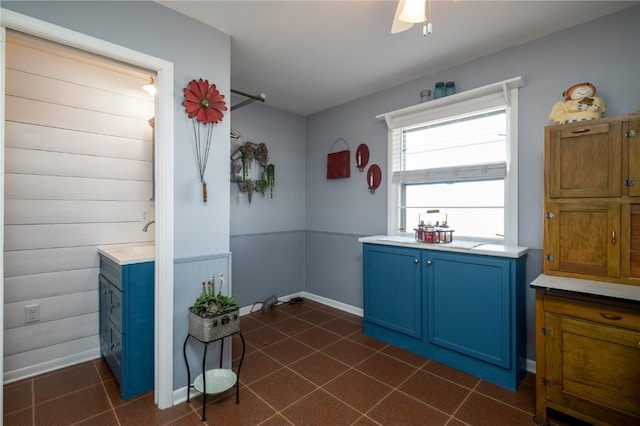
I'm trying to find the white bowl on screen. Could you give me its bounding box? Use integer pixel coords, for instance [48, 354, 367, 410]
[193, 369, 237, 394]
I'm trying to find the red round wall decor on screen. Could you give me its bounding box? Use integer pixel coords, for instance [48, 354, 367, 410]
[367, 164, 381, 194]
[355, 144, 370, 172]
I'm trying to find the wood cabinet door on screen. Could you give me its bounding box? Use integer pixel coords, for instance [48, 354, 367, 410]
[631, 204, 640, 278]
[545, 201, 620, 278]
[363, 244, 422, 339]
[546, 121, 622, 198]
[544, 313, 640, 424]
[627, 118, 640, 197]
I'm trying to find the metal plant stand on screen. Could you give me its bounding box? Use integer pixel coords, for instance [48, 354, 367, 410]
[183, 329, 245, 421]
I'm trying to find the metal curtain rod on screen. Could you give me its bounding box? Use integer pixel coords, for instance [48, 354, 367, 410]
[231, 88, 266, 111]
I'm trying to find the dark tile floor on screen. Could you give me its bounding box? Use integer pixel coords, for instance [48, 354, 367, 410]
[4, 299, 584, 425]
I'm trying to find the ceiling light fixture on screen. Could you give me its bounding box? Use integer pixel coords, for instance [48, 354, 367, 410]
[142, 76, 156, 96]
[391, 0, 433, 35]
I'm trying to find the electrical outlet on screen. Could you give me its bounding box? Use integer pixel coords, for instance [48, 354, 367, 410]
[25, 304, 40, 323]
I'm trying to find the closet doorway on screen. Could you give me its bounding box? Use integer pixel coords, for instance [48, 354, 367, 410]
[1, 10, 175, 409]
[4, 30, 155, 377]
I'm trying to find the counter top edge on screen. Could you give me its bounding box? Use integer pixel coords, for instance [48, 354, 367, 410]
[531, 274, 640, 302]
[359, 235, 527, 258]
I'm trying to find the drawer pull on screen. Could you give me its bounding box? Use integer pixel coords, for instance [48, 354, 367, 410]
[600, 312, 623, 321]
[611, 229, 616, 245]
[571, 128, 591, 134]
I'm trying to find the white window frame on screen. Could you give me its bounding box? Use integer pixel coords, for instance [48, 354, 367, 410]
[377, 77, 524, 246]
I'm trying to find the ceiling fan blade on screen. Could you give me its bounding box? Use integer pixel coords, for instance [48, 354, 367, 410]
[391, 0, 414, 33]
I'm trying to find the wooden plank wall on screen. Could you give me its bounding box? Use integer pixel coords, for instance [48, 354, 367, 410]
[3, 32, 155, 380]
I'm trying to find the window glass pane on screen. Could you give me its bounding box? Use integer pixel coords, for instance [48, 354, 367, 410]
[403, 109, 506, 171]
[405, 180, 504, 240]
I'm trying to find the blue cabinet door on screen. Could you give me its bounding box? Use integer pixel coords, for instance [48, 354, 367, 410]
[121, 261, 154, 400]
[363, 244, 422, 339]
[99, 256, 154, 400]
[425, 251, 511, 368]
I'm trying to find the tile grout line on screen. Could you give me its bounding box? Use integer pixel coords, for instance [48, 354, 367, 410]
[31, 378, 35, 426]
[448, 378, 480, 424]
[92, 360, 122, 426]
[469, 384, 538, 419]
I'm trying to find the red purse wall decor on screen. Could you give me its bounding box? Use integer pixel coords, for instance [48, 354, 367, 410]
[326, 138, 351, 179]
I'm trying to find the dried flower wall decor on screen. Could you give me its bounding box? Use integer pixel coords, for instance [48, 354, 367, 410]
[230, 141, 275, 204]
[182, 79, 227, 202]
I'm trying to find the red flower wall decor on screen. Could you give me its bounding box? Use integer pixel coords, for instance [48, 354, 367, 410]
[182, 79, 228, 202]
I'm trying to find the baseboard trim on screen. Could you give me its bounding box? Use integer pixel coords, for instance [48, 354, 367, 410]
[299, 292, 364, 317]
[3, 348, 100, 384]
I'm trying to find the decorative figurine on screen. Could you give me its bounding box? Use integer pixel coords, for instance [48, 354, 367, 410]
[549, 82, 606, 124]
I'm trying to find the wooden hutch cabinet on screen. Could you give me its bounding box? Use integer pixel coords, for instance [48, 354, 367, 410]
[544, 114, 640, 283]
[535, 114, 640, 425]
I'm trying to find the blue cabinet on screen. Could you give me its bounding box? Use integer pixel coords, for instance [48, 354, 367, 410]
[363, 243, 526, 391]
[99, 255, 154, 400]
[363, 244, 422, 339]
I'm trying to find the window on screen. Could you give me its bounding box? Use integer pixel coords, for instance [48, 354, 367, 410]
[378, 77, 523, 245]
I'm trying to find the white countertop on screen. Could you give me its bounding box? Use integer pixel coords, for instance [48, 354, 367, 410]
[98, 242, 155, 265]
[531, 274, 640, 302]
[359, 235, 528, 259]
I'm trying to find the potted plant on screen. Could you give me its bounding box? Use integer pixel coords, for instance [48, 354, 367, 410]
[188, 273, 240, 342]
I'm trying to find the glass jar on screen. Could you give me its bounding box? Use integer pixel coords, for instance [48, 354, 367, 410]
[445, 81, 456, 96]
[434, 82, 445, 99]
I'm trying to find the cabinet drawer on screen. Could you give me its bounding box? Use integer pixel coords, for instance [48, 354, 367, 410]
[100, 255, 122, 290]
[109, 285, 123, 332]
[108, 324, 123, 384]
[544, 293, 640, 331]
[99, 277, 110, 345]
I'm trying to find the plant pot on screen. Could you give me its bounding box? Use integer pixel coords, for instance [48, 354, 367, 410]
[188, 307, 240, 342]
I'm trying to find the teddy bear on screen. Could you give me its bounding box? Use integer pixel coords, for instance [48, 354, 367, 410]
[549, 82, 606, 124]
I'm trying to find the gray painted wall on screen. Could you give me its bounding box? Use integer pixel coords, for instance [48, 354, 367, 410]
[173, 253, 232, 389]
[303, 6, 640, 361]
[229, 102, 306, 307]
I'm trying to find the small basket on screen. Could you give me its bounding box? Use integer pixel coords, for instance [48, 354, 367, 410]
[188, 308, 240, 342]
[414, 227, 454, 244]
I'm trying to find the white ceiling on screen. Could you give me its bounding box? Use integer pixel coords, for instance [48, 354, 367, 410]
[160, 1, 636, 116]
